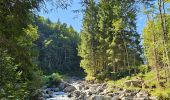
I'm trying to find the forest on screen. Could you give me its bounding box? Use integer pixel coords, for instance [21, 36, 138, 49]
[0, 0, 170, 100]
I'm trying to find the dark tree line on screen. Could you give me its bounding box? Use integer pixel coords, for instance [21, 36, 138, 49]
[34, 16, 81, 74]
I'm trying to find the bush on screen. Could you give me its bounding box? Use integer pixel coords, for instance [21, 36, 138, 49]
[138, 73, 145, 78]
[126, 76, 131, 80]
[85, 75, 95, 81]
[0, 50, 30, 99]
[151, 88, 170, 100]
[48, 73, 62, 86]
[96, 71, 110, 82]
[138, 65, 149, 74]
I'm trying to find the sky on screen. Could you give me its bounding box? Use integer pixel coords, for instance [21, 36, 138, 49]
[39, 0, 147, 34]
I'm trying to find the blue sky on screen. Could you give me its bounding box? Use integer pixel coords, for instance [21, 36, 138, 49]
[39, 1, 146, 34]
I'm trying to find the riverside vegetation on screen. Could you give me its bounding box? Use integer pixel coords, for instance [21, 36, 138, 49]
[1, 0, 170, 100]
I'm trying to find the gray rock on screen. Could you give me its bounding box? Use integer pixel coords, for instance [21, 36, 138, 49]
[100, 89, 108, 95]
[96, 86, 104, 93]
[90, 95, 112, 100]
[85, 86, 90, 90]
[121, 97, 133, 100]
[149, 96, 157, 100]
[134, 97, 150, 100]
[107, 93, 114, 97]
[38, 97, 46, 100]
[58, 81, 70, 90]
[77, 92, 86, 100]
[124, 79, 144, 88]
[67, 93, 72, 98]
[44, 94, 50, 98]
[46, 90, 53, 94]
[64, 85, 76, 92]
[88, 91, 93, 96]
[73, 90, 81, 98]
[135, 91, 149, 98]
[89, 87, 98, 94]
[111, 95, 119, 100]
[53, 88, 59, 92]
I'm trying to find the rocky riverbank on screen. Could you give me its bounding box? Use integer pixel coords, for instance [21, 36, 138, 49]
[38, 77, 157, 100]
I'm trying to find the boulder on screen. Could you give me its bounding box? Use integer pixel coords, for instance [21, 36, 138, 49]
[149, 96, 157, 100]
[64, 85, 76, 92]
[89, 86, 99, 94]
[53, 88, 59, 92]
[44, 94, 50, 98]
[88, 91, 93, 96]
[96, 86, 104, 94]
[38, 97, 46, 100]
[73, 90, 81, 98]
[46, 90, 53, 94]
[85, 86, 90, 90]
[121, 97, 133, 100]
[67, 93, 72, 98]
[134, 97, 150, 100]
[90, 95, 112, 100]
[76, 84, 83, 90]
[118, 91, 134, 100]
[111, 95, 119, 100]
[133, 91, 150, 100]
[100, 89, 108, 95]
[124, 79, 144, 88]
[135, 91, 149, 98]
[77, 92, 86, 100]
[58, 81, 70, 90]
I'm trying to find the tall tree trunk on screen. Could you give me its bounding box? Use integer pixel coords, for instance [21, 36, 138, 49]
[158, 0, 170, 82]
[122, 31, 130, 75]
[151, 13, 160, 83]
[144, 5, 160, 82]
[162, 0, 170, 82]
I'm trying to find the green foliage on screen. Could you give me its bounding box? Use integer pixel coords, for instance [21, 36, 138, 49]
[0, 49, 25, 98]
[42, 72, 62, 87]
[85, 75, 96, 81]
[151, 88, 170, 99]
[0, 0, 48, 99]
[35, 16, 81, 74]
[50, 73, 62, 83]
[142, 1, 170, 85]
[78, 0, 143, 81]
[138, 65, 150, 74]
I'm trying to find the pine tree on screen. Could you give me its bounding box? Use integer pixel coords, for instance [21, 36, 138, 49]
[78, 0, 99, 80]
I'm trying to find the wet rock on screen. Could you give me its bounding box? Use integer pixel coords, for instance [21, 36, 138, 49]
[49, 94, 53, 98]
[44, 94, 50, 98]
[46, 90, 53, 94]
[53, 88, 59, 92]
